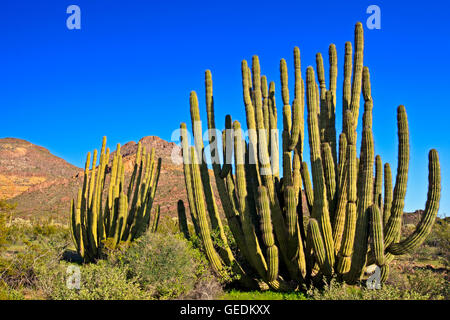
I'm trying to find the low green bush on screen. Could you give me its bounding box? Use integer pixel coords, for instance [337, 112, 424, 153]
[0, 280, 24, 300]
[117, 232, 210, 299]
[37, 260, 150, 300]
[308, 278, 430, 300]
[407, 268, 449, 300]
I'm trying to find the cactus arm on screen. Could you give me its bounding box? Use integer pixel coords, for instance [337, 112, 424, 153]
[305, 66, 335, 272]
[308, 218, 331, 276]
[332, 154, 348, 254]
[301, 161, 314, 213]
[189, 147, 228, 279]
[336, 111, 358, 274]
[316, 53, 326, 102]
[347, 66, 375, 283]
[261, 76, 270, 144]
[369, 204, 385, 266]
[241, 60, 261, 186]
[322, 143, 336, 219]
[374, 155, 383, 215]
[342, 42, 353, 136]
[287, 48, 302, 151]
[383, 163, 393, 227]
[257, 186, 279, 282]
[388, 149, 440, 255]
[349, 22, 364, 125]
[384, 105, 410, 247]
[328, 44, 338, 109]
[180, 123, 200, 234]
[233, 121, 268, 278]
[151, 205, 160, 233]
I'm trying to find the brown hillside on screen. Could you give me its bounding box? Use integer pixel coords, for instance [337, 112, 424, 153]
[10, 136, 199, 221]
[8, 136, 311, 224]
[0, 138, 80, 200]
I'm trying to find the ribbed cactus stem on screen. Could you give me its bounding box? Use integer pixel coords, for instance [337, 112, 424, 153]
[316, 53, 326, 101]
[257, 186, 279, 282]
[383, 163, 393, 227]
[332, 154, 348, 254]
[349, 22, 364, 126]
[342, 42, 352, 135]
[306, 66, 335, 273]
[308, 218, 331, 276]
[374, 155, 383, 213]
[388, 149, 440, 255]
[337, 133, 348, 190]
[347, 66, 374, 283]
[369, 204, 385, 266]
[288, 48, 302, 151]
[328, 44, 337, 108]
[301, 161, 314, 213]
[322, 143, 336, 218]
[234, 121, 268, 279]
[384, 105, 409, 247]
[180, 123, 199, 232]
[189, 146, 227, 279]
[285, 186, 299, 259]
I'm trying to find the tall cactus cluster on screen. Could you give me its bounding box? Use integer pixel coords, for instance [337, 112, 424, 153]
[178, 22, 441, 289]
[70, 137, 162, 263]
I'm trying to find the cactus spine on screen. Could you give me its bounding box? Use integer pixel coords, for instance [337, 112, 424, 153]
[178, 23, 441, 289]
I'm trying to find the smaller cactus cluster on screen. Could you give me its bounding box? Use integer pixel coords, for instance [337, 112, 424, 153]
[178, 22, 441, 290]
[70, 137, 162, 262]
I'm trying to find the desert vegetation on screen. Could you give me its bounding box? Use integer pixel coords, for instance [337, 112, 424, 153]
[0, 22, 448, 301]
[0, 200, 448, 300]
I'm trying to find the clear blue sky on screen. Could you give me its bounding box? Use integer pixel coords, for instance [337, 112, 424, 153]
[1, 1, 449, 215]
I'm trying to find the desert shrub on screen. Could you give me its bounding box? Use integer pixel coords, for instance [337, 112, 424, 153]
[407, 268, 449, 300]
[0, 219, 70, 291]
[180, 274, 224, 300]
[0, 280, 24, 300]
[5, 218, 70, 248]
[117, 232, 209, 299]
[424, 219, 450, 265]
[37, 260, 150, 300]
[0, 200, 15, 249]
[309, 278, 429, 300]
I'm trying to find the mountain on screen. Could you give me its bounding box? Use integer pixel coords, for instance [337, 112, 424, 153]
[7, 136, 208, 222]
[0, 138, 80, 200]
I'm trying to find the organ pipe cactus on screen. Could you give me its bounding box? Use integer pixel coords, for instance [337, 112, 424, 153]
[70, 137, 162, 263]
[178, 22, 441, 289]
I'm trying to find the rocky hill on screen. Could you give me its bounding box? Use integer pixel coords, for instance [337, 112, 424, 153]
[0, 138, 80, 200]
[8, 136, 189, 221]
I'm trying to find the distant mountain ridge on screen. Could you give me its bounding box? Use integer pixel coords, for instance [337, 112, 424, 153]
[0, 138, 80, 200]
[5, 136, 196, 222]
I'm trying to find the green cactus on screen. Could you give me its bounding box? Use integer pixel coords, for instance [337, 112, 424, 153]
[70, 137, 161, 263]
[369, 204, 385, 266]
[178, 22, 441, 289]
